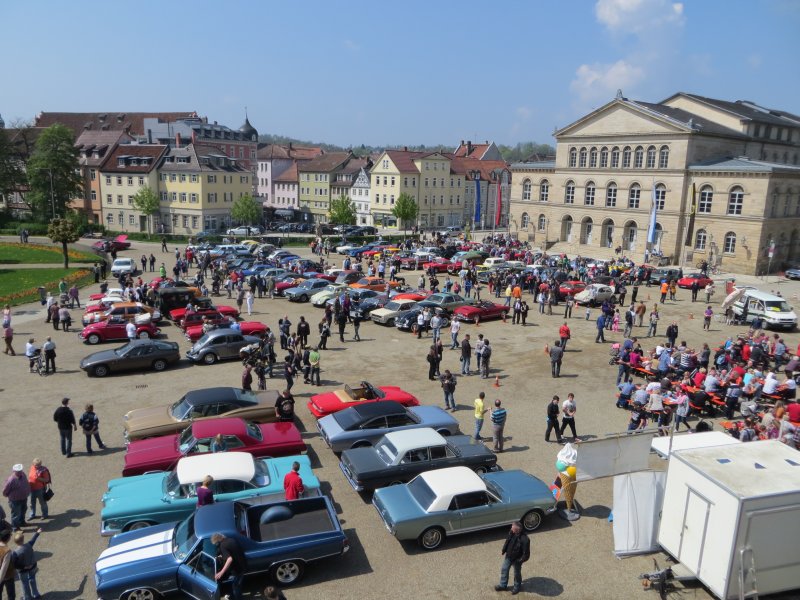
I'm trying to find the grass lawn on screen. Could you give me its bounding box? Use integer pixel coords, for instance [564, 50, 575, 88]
[0, 242, 97, 264]
[0, 268, 94, 306]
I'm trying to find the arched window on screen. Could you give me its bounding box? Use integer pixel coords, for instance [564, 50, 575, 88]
[522, 179, 531, 201]
[605, 182, 617, 207]
[628, 183, 641, 209]
[655, 184, 666, 210]
[610, 147, 620, 168]
[584, 181, 596, 206]
[695, 229, 707, 250]
[646, 146, 657, 169]
[538, 214, 547, 232]
[589, 147, 598, 168]
[565, 181, 575, 204]
[659, 146, 669, 169]
[622, 146, 632, 168]
[569, 148, 577, 168]
[727, 186, 744, 215]
[698, 185, 713, 213]
[600, 147, 609, 168]
[521, 212, 529, 228]
[723, 232, 736, 254]
[579, 148, 587, 168]
[634, 146, 644, 168]
[539, 179, 549, 202]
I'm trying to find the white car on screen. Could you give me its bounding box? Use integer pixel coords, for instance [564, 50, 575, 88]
[337, 243, 358, 254]
[370, 300, 419, 325]
[110, 258, 135, 277]
[311, 283, 349, 307]
[226, 225, 262, 236]
[574, 283, 615, 306]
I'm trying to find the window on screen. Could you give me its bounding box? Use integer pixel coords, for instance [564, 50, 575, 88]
[579, 148, 587, 168]
[584, 182, 595, 206]
[138, 177, 144, 186]
[521, 212, 529, 228]
[611, 147, 620, 168]
[208, 175, 216, 183]
[655, 184, 666, 210]
[117, 194, 123, 205]
[182, 216, 189, 228]
[192, 216, 198, 229]
[600, 147, 608, 168]
[634, 146, 644, 168]
[106, 194, 112, 205]
[723, 232, 736, 254]
[659, 146, 669, 169]
[191, 174, 198, 183]
[565, 181, 575, 204]
[106, 213, 113, 225]
[727, 186, 744, 215]
[589, 148, 598, 168]
[628, 184, 641, 209]
[127, 195, 133, 205]
[695, 229, 707, 250]
[522, 179, 531, 201]
[569, 148, 577, 168]
[117, 212, 123, 225]
[391, 177, 395, 186]
[605, 182, 617, 207]
[539, 179, 549, 202]
[537, 214, 547, 231]
[190, 193, 198, 203]
[698, 186, 713, 213]
[622, 147, 632, 168]
[179, 193, 187, 203]
[170, 173, 177, 182]
[105, 176, 111, 185]
[771, 192, 778, 217]
[90, 169, 96, 181]
[129, 215, 135, 225]
[90, 190, 97, 201]
[646, 146, 656, 169]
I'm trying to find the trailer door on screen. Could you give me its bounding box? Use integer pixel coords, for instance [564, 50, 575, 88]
[678, 489, 711, 573]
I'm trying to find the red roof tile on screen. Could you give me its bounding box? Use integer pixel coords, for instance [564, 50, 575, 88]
[100, 144, 168, 173]
[34, 111, 198, 137]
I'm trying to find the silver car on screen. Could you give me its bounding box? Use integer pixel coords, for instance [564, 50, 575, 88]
[186, 328, 261, 365]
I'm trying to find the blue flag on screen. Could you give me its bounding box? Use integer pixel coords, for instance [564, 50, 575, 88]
[474, 174, 481, 225]
[647, 182, 658, 244]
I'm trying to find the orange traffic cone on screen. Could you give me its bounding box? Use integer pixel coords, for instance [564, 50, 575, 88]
[493, 376, 500, 388]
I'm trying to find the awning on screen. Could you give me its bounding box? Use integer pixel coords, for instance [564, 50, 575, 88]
[274, 209, 294, 217]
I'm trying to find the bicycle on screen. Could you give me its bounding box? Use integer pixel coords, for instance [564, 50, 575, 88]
[31, 351, 46, 376]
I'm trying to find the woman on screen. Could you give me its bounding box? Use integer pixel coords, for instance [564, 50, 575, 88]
[210, 434, 227, 453]
[58, 305, 71, 332]
[426, 345, 439, 381]
[245, 290, 254, 316]
[197, 475, 214, 506]
[78, 403, 106, 453]
[2, 323, 13, 356]
[1, 304, 10, 328]
[27, 459, 51, 519]
[241, 364, 253, 392]
[674, 391, 690, 432]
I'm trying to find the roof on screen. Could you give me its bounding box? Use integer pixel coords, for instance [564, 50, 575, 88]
[384, 428, 446, 453]
[100, 144, 167, 173]
[383, 150, 428, 173]
[688, 156, 800, 173]
[176, 452, 256, 484]
[453, 141, 493, 159]
[238, 116, 258, 139]
[451, 157, 510, 179]
[421, 466, 485, 509]
[184, 387, 240, 405]
[510, 160, 556, 170]
[274, 162, 299, 183]
[257, 144, 324, 161]
[673, 440, 800, 498]
[160, 143, 249, 173]
[662, 93, 800, 128]
[191, 417, 248, 438]
[350, 400, 405, 418]
[298, 151, 353, 173]
[34, 111, 198, 137]
[631, 100, 746, 137]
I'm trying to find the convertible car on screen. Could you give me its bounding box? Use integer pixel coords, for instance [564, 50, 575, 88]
[307, 381, 419, 419]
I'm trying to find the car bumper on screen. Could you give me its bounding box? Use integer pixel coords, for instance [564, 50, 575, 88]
[185, 351, 202, 362]
[339, 462, 364, 492]
[100, 521, 123, 537]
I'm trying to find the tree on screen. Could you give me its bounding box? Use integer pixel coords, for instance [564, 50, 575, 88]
[328, 195, 356, 225]
[132, 186, 160, 237]
[230, 193, 261, 227]
[0, 128, 26, 202]
[47, 218, 80, 268]
[391, 193, 419, 238]
[26, 124, 82, 221]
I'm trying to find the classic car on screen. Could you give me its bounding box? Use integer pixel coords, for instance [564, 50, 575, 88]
[124, 387, 276, 442]
[311, 283, 350, 306]
[416, 292, 472, 313]
[452, 301, 508, 323]
[122, 418, 305, 476]
[325, 288, 381, 309]
[284, 278, 331, 302]
[168, 300, 239, 322]
[82, 297, 130, 316]
[677, 272, 713, 289]
[349, 293, 390, 319]
[372, 466, 556, 550]
[178, 309, 227, 330]
[395, 306, 450, 331]
[421, 257, 454, 273]
[80, 340, 180, 378]
[786, 266, 800, 280]
[274, 275, 308, 296]
[110, 258, 136, 277]
[92, 234, 131, 252]
[391, 290, 430, 302]
[184, 320, 267, 343]
[317, 401, 459, 453]
[80, 317, 160, 345]
[557, 280, 587, 299]
[307, 381, 420, 419]
[186, 329, 262, 364]
[227, 225, 262, 236]
[95, 497, 348, 599]
[573, 283, 616, 306]
[340, 429, 497, 492]
[334, 270, 362, 285]
[88, 288, 125, 302]
[101, 452, 319, 535]
[349, 276, 401, 291]
[82, 302, 161, 326]
[370, 300, 419, 325]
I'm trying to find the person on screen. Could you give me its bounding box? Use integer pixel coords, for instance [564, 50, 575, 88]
[0, 528, 16, 600]
[283, 461, 305, 500]
[3, 465, 30, 531]
[558, 322, 571, 351]
[78, 404, 106, 454]
[495, 521, 530, 595]
[297, 316, 310, 347]
[647, 306, 659, 337]
[549, 340, 564, 378]
[595, 313, 606, 343]
[245, 290, 254, 316]
[560, 393, 578, 441]
[283, 355, 295, 391]
[27, 460, 50, 521]
[161, 236, 168, 252]
[318, 319, 330, 350]
[564, 293, 574, 318]
[703, 305, 713, 331]
[450, 319, 461, 349]
[460, 334, 472, 375]
[212, 533, 247, 600]
[241, 364, 253, 392]
[2, 324, 14, 356]
[210, 434, 227, 453]
[352, 311, 362, 341]
[426, 345, 439, 381]
[197, 475, 214, 506]
[545, 395, 564, 443]
[275, 389, 295, 421]
[480, 339, 492, 379]
[336, 310, 347, 342]
[263, 586, 287, 600]
[48, 302, 60, 331]
[125, 320, 136, 341]
[440, 370, 457, 411]
[309, 347, 321, 386]
[52, 398, 76, 457]
[491, 399, 507, 452]
[691, 279, 699, 302]
[13, 528, 41, 600]
[473, 392, 488, 441]
[41, 337, 56, 374]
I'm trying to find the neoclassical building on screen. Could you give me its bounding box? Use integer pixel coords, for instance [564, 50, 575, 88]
[509, 92, 800, 274]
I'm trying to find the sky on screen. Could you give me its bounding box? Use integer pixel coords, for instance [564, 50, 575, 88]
[2, 0, 799, 148]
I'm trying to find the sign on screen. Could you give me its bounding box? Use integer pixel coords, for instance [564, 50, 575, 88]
[768, 241, 775, 258]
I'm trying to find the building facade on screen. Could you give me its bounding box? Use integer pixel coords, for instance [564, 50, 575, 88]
[298, 152, 354, 223]
[351, 167, 372, 225]
[74, 130, 132, 224]
[256, 143, 323, 221]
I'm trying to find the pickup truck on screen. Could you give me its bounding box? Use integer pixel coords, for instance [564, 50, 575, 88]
[95, 496, 349, 599]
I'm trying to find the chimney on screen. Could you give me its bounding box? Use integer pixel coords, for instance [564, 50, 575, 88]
[403, 146, 408, 152]
[289, 142, 293, 151]
[191, 130, 197, 144]
[460, 140, 465, 147]
[147, 129, 152, 144]
[175, 132, 182, 148]
[467, 141, 473, 156]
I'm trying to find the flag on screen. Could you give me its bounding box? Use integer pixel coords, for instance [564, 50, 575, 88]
[474, 173, 481, 225]
[684, 183, 697, 246]
[646, 180, 658, 244]
[495, 175, 502, 227]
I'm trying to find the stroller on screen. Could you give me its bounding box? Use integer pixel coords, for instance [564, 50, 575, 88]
[608, 342, 621, 365]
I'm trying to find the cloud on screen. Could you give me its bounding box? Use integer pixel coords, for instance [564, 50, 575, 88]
[570, 60, 645, 105]
[343, 39, 359, 51]
[595, 0, 684, 34]
[747, 54, 762, 69]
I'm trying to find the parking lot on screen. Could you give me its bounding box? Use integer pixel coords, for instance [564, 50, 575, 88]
[4, 237, 800, 600]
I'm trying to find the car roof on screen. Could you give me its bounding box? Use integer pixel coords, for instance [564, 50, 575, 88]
[419, 466, 485, 504]
[384, 428, 445, 453]
[184, 387, 242, 405]
[350, 400, 404, 418]
[191, 417, 248, 438]
[203, 328, 242, 338]
[176, 452, 256, 484]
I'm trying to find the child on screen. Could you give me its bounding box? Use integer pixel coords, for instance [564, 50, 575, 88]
[585, 306, 591, 321]
[611, 309, 620, 332]
[14, 528, 42, 600]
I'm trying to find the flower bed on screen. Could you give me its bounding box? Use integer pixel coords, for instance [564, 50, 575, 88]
[0, 268, 94, 307]
[0, 242, 97, 264]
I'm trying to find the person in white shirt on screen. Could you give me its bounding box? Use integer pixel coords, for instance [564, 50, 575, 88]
[763, 371, 779, 395]
[450, 320, 461, 349]
[125, 321, 136, 340]
[430, 314, 442, 342]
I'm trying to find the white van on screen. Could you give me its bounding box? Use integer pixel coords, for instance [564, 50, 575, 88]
[732, 289, 797, 330]
[482, 257, 507, 269]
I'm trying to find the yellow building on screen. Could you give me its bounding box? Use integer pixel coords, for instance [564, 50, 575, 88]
[298, 152, 353, 223]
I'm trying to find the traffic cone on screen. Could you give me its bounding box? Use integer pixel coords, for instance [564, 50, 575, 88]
[493, 376, 500, 388]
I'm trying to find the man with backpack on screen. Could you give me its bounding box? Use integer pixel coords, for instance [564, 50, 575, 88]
[440, 370, 457, 411]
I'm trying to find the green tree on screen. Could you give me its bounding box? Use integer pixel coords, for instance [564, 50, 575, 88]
[328, 195, 356, 225]
[26, 124, 82, 221]
[132, 186, 160, 237]
[0, 128, 26, 202]
[391, 193, 419, 238]
[47, 217, 80, 268]
[230, 193, 261, 226]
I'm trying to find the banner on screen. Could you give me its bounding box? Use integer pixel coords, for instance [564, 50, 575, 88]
[684, 182, 697, 246]
[646, 181, 658, 244]
[495, 175, 502, 227]
[474, 173, 481, 225]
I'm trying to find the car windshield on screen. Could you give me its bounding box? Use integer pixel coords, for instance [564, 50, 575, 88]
[384, 301, 404, 311]
[195, 333, 211, 346]
[765, 300, 792, 312]
[251, 459, 270, 486]
[485, 479, 503, 499]
[407, 476, 437, 512]
[245, 421, 262, 441]
[165, 471, 181, 496]
[376, 439, 397, 464]
[172, 513, 198, 560]
[113, 343, 133, 357]
[170, 396, 191, 418]
[324, 285, 339, 293]
[178, 427, 197, 454]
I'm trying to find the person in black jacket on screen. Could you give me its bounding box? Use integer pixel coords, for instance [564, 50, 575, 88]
[545, 396, 564, 443]
[496, 521, 531, 594]
[53, 397, 77, 457]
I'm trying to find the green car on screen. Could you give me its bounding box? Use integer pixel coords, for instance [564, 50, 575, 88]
[372, 466, 556, 550]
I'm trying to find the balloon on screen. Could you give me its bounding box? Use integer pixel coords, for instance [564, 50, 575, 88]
[566, 466, 577, 478]
[555, 460, 567, 473]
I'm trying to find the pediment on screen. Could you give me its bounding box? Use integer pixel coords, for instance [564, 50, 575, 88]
[558, 101, 691, 139]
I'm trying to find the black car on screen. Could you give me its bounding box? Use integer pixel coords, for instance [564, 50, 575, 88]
[394, 306, 450, 330]
[80, 340, 181, 377]
[350, 294, 390, 319]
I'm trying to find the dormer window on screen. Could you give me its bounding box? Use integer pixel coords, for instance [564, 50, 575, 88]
[130, 158, 138, 166]
[117, 158, 126, 167]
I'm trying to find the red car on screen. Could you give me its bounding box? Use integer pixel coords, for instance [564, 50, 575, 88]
[421, 258, 454, 273]
[179, 310, 226, 331]
[452, 301, 508, 323]
[392, 290, 430, 302]
[92, 234, 131, 252]
[122, 418, 305, 476]
[677, 273, 713, 289]
[185, 321, 267, 343]
[558, 280, 587, 299]
[307, 381, 420, 419]
[275, 276, 308, 296]
[80, 318, 160, 345]
[169, 302, 239, 322]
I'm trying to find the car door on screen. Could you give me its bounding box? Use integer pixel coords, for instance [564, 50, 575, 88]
[105, 320, 126, 341]
[132, 344, 155, 370]
[385, 412, 416, 433]
[429, 444, 457, 469]
[451, 491, 497, 533]
[118, 345, 144, 371]
[223, 334, 245, 358]
[176, 545, 219, 600]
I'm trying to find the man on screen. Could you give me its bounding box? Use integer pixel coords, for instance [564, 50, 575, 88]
[283, 461, 305, 500]
[212, 533, 247, 600]
[563, 293, 574, 318]
[2, 464, 30, 531]
[275, 389, 295, 422]
[440, 370, 457, 411]
[449, 319, 461, 349]
[623, 307, 634, 338]
[430, 312, 442, 342]
[125, 320, 136, 341]
[560, 393, 578, 441]
[473, 392, 488, 441]
[549, 340, 564, 378]
[480, 339, 492, 379]
[416, 311, 425, 339]
[545, 395, 564, 443]
[309, 347, 321, 386]
[558, 322, 571, 351]
[42, 337, 56, 374]
[460, 334, 472, 375]
[53, 397, 76, 457]
[495, 521, 530, 595]
[595, 313, 606, 343]
[666, 322, 679, 348]
[491, 399, 507, 452]
[690, 279, 699, 302]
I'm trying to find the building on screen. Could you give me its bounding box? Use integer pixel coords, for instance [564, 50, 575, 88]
[73, 130, 133, 224]
[453, 140, 503, 161]
[331, 157, 372, 224]
[0, 125, 45, 216]
[34, 111, 197, 138]
[256, 143, 323, 221]
[509, 92, 800, 274]
[351, 166, 372, 225]
[369, 150, 425, 228]
[297, 152, 354, 223]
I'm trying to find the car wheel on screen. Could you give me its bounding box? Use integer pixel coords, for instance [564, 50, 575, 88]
[299, 294, 308, 302]
[93, 364, 109, 378]
[521, 509, 544, 532]
[87, 333, 101, 345]
[418, 526, 445, 550]
[202, 353, 217, 365]
[137, 331, 150, 339]
[123, 588, 158, 600]
[271, 559, 305, 585]
[501, 311, 508, 320]
[386, 318, 394, 326]
[152, 359, 167, 372]
[126, 520, 155, 532]
[389, 480, 404, 486]
[352, 441, 371, 449]
[474, 466, 488, 474]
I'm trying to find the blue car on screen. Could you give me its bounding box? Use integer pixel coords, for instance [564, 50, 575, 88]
[242, 263, 276, 277]
[100, 453, 319, 536]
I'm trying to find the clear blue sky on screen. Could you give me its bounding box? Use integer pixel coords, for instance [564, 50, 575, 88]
[2, 0, 798, 148]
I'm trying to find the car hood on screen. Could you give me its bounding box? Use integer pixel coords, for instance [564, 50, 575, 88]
[101, 473, 167, 517]
[95, 524, 176, 575]
[124, 405, 175, 435]
[80, 348, 122, 367]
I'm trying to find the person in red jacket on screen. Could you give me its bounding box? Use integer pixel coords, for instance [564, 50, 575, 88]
[559, 322, 571, 351]
[283, 461, 304, 500]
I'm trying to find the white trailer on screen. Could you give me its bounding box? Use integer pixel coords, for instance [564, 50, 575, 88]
[658, 441, 800, 599]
